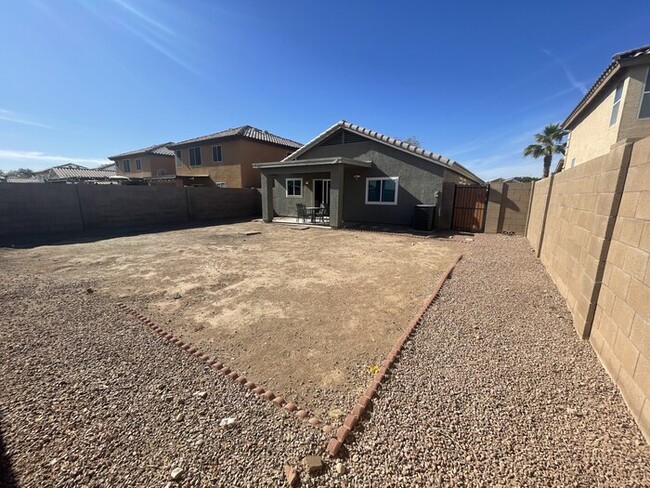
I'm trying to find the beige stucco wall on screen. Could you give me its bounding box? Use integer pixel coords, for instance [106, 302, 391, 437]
[175, 139, 293, 188]
[112, 155, 175, 178]
[564, 80, 626, 167]
[618, 65, 650, 142]
[484, 182, 532, 234]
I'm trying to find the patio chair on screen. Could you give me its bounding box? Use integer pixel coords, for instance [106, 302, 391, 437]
[296, 203, 307, 223]
[318, 204, 329, 223]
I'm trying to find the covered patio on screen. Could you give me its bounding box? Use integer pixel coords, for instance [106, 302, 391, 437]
[254, 157, 372, 228]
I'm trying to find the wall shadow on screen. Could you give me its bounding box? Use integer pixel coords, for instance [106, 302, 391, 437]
[0, 416, 17, 488]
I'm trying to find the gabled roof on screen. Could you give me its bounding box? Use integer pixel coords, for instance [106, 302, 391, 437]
[168, 125, 302, 149]
[563, 44, 650, 129]
[48, 166, 116, 181]
[284, 120, 483, 184]
[109, 142, 175, 160]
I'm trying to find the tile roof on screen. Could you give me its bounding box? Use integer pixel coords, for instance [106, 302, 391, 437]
[169, 126, 302, 149]
[563, 44, 650, 128]
[284, 121, 484, 184]
[109, 142, 175, 159]
[49, 166, 117, 181]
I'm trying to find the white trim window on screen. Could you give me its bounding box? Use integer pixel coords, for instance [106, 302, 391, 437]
[610, 83, 624, 126]
[212, 145, 223, 163]
[639, 67, 650, 119]
[189, 147, 202, 166]
[175, 150, 182, 167]
[286, 178, 302, 197]
[365, 177, 398, 205]
[215, 181, 227, 188]
[122, 159, 131, 173]
[135, 158, 142, 170]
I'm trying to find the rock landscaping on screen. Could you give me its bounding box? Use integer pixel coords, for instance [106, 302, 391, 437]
[1, 232, 649, 487]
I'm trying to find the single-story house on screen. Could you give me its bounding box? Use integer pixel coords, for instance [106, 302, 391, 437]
[253, 121, 482, 229]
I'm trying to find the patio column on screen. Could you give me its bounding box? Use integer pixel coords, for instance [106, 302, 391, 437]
[261, 172, 274, 223]
[329, 164, 344, 228]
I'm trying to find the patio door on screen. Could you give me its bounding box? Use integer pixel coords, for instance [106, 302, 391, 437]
[313, 179, 331, 207]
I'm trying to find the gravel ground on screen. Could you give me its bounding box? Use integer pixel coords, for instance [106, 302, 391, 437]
[1, 233, 649, 487]
[337, 234, 650, 487]
[0, 275, 329, 487]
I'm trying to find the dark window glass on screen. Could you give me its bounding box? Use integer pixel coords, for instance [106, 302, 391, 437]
[189, 147, 202, 166]
[212, 146, 222, 162]
[382, 178, 396, 202]
[367, 179, 381, 202]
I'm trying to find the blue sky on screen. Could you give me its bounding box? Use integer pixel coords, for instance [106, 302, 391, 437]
[0, 1, 648, 180]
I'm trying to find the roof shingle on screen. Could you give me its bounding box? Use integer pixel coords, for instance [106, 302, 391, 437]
[109, 142, 175, 159]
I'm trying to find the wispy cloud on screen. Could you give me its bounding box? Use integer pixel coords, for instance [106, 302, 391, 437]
[542, 48, 588, 95]
[0, 109, 53, 129]
[0, 149, 110, 171]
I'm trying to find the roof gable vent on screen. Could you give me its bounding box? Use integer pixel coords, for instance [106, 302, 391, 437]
[343, 130, 366, 144]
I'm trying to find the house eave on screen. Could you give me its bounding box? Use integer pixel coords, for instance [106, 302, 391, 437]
[254, 157, 372, 170]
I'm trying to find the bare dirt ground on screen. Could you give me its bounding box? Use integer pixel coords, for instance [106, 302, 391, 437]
[0, 221, 457, 418]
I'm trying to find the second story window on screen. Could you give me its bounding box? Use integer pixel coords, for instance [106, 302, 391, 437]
[175, 150, 182, 167]
[212, 145, 223, 162]
[610, 83, 624, 126]
[135, 159, 142, 170]
[123, 159, 131, 173]
[189, 147, 202, 166]
[639, 68, 650, 119]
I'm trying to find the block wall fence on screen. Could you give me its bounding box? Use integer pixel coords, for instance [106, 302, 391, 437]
[0, 184, 261, 240]
[526, 136, 650, 442]
[484, 181, 533, 234]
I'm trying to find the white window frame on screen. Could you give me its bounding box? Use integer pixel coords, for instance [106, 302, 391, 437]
[123, 159, 131, 173]
[638, 67, 650, 119]
[135, 158, 142, 170]
[189, 147, 202, 166]
[365, 177, 399, 205]
[212, 145, 223, 163]
[286, 178, 303, 197]
[215, 181, 227, 188]
[610, 83, 624, 126]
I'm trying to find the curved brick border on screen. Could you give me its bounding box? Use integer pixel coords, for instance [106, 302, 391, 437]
[326, 253, 463, 457]
[117, 304, 328, 432]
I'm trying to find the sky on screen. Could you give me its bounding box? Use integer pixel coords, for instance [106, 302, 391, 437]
[0, 1, 648, 180]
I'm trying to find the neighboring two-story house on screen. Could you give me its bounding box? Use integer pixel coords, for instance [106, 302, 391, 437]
[168, 126, 302, 188]
[563, 45, 650, 168]
[108, 142, 176, 179]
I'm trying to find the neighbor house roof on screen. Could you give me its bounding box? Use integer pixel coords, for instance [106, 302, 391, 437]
[109, 142, 175, 160]
[563, 44, 650, 129]
[283, 120, 483, 184]
[48, 165, 116, 181]
[168, 125, 302, 149]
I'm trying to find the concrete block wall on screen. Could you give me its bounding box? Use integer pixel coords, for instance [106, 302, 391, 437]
[0, 184, 262, 240]
[0, 184, 83, 237]
[484, 181, 532, 234]
[589, 136, 650, 441]
[526, 136, 649, 442]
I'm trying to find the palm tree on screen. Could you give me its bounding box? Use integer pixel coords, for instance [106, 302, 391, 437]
[523, 123, 567, 178]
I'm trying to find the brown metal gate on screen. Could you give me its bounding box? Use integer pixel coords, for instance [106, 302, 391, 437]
[452, 185, 488, 232]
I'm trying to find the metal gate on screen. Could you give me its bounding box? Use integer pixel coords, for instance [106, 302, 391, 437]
[452, 185, 488, 232]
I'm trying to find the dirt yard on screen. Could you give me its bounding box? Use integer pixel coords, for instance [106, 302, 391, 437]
[0, 222, 457, 417]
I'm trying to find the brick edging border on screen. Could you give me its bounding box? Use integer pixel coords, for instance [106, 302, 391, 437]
[117, 303, 332, 433]
[326, 253, 463, 457]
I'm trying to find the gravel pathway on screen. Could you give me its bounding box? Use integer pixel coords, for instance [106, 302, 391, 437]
[1, 233, 649, 487]
[338, 234, 650, 486]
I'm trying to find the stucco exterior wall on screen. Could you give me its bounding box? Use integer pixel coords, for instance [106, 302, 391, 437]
[618, 65, 650, 142]
[113, 155, 175, 178]
[293, 139, 448, 226]
[564, 80, 626, 167]
[175, 139, 294, 188]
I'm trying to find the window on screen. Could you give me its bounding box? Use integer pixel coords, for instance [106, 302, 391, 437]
[365, 177, 398, 205]
[570, 158, 576, 168]
[212, 145, 223, 162]
[639, 68, 650, 119]
[135, 159, 141, 170]
[189, 147, 202, 166]
[286, 178, 302, 197]
[123, 159, 131, 173]
[215, 181, 227, 188]
[175, 150, 182, 167]
[610, 83, 624, 126]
